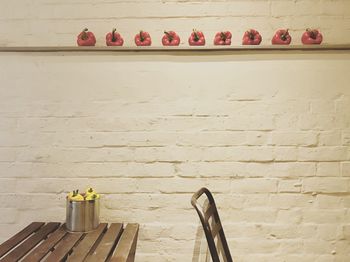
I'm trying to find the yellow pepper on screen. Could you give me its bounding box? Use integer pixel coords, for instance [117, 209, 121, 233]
[85, 187, 97, 196]
[85, 193, 100, 201]
[68, 189, 84, 201]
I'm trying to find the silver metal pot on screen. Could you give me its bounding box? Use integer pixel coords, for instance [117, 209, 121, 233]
[66, 197, 100, 232]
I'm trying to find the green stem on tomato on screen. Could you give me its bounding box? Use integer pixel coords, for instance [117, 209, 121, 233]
[281, 29, 289, 41]
[307, 28, 317, 39]
[81, 28, 89, 40]
[164, 31, 173, 41]
[112, 28, 117, 42]
[193, 29, 199, 41]
[220, 32, 227, 41]
[248, 30, 255, 40]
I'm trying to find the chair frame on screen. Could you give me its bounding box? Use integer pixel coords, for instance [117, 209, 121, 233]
[191, 187, 233, 262]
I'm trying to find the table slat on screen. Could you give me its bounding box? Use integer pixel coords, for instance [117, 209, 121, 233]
[85, 223, 123, 262]
[1, 222, 60, 262]
[110, 224, 139, 262]
[44, 231, 84, 262]
[0, 222, 44, 258]
[66, 223, 108, 262]
[22, 224, 67, 262]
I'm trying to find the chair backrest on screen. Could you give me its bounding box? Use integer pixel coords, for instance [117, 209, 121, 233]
[191, 188, 233, 262]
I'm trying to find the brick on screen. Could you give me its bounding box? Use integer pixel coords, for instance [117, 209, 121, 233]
[311, 100, 335, 114]
[298, 147, 348, 161]
[245, 131, 269, 146]
[334, 240, 350, 255]
[316, 195, 343, 209]
[0, 118, 17, 132]
[302, 177, 349, 193]
[279, 240, 303, 254]
[104, 194, 184, 210]
[303, 239, 337, 254]
[270, 132, 317, 146]
[139, 223, 197, 241]
[299, 114, 337, 130]
[17, 208, 65, 224]
[0, 208, 18, 223]
[302, 209, 346, 224]
[176, 162, 246, 178]
[0, 193, 64, 209]
[231, 178, 278, 193]
[321, 0, 350, 16]
[319, 131, 342, 146]
[221, 115, 275, 131]
[274, 147, 298, 161]
[278, 179, 302, 193]
[0, 179, 16, 193]
[317, 162, 341, 177]
[229, 238, 280, 254]
[343, 196, 350, 208]
[224, 208, 278, 223]
[272, 162, 316, 178]
[341, 162, 350, 176]
[342, 225, 350, 240]
[343, 131, 350, 145]
[243, 194, 270, 208]
[0, 148, 16, 162]
[202, 146, 274, 162]
[276, 209, 302, 224]
[269, 194, 313, 209]
[15, 178, 88, 194]
[274, 114, 299, 131]
[271, 0, 297, 16]
[336, 98, 350, 114]
[317, 225, 342, 241]
[178, 131, 247, 147]
[239, 163, 274, 177]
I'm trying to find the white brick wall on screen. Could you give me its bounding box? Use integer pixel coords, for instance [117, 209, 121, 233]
[0, 0, 350, 46]
[0, 52, 349, 261]
[0, 1, 350, 261]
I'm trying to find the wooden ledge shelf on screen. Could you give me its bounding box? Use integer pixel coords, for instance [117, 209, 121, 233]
[0, 45, 350, 53]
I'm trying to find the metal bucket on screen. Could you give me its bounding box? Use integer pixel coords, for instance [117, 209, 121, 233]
[66, 197, 100, 232]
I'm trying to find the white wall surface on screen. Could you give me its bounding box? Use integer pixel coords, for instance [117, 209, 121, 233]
[0, 51, 349, 261]
[0, 0, 350, 46]
[1, 0, 350, 261]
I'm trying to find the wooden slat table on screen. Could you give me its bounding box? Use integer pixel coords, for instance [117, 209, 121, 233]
[0, 222, 139, 262]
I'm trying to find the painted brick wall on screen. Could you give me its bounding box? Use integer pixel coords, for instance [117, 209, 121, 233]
[0, 52, 349, 261]
[0, 0, 350, 46]
[0, 1, 350, 262]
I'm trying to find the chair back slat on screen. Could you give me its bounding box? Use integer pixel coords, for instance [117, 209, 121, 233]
[191, 188, 233, 262]
[211, 221, 222, 238]
[204, 205, 215, 223]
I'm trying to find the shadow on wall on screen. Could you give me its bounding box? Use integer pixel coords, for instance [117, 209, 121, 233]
[192, 223, 230, 262]
[192, 223, 210, 262]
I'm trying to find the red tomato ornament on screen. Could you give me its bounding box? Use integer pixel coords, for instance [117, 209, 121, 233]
[188, 30, 205, 46]
[77, 28, 96, 46]
[271, 29, 292, 45]
[301, 29, 323, 45]
[214, 31, 232, 45]
[106, 28, 124, 46]
[134, 31, 152, 46]
[162, 31, 180, 46]
[242, 29, 262, 45]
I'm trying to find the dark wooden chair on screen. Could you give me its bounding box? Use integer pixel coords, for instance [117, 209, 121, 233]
[191, 187, 233, 262]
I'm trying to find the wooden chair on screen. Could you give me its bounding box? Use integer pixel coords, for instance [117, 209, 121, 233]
[191, 188, 233, 262]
